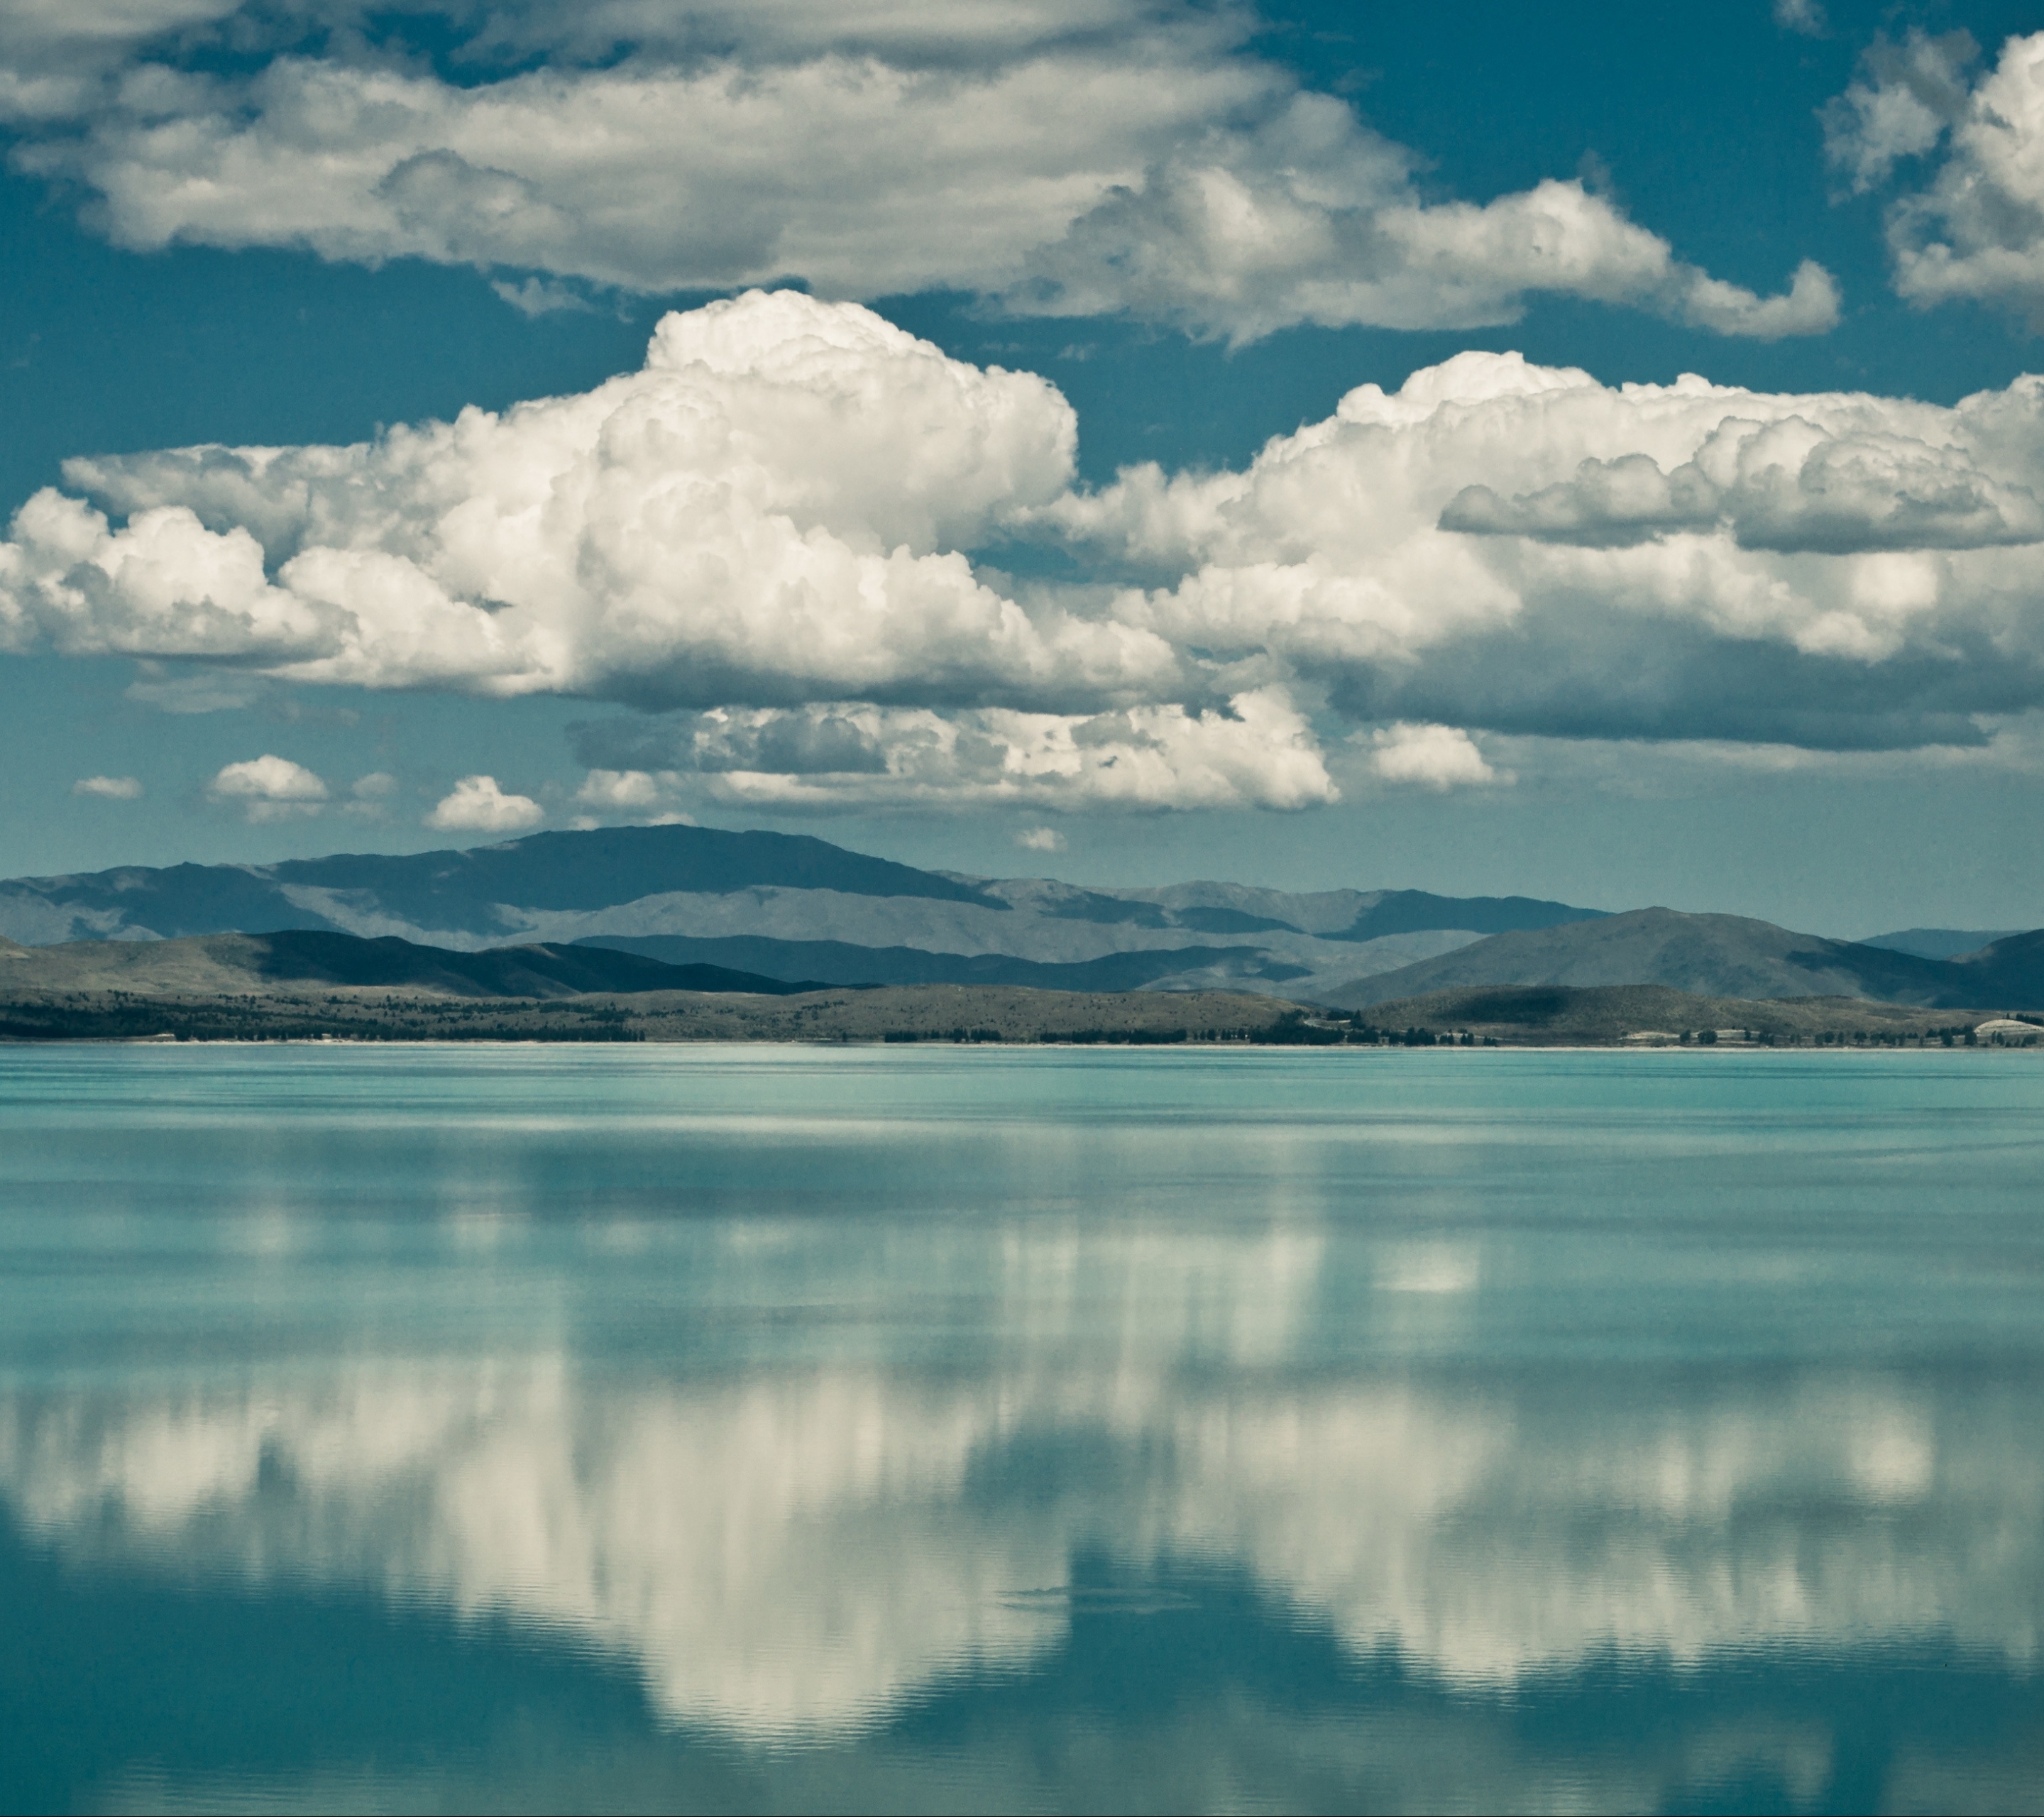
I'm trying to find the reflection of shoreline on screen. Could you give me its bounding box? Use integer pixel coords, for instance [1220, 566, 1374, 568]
[4, 1356, 2038, 1738]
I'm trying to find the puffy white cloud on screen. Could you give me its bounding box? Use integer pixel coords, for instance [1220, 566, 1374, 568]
[1366, 724, 1502, 791]
[5, 292, 1170, 712]
[1828, 31, 2044, 326]
[71, 773, 142, 798]
[1016, 825, 1065, 852]
[11, 294, 2044, 802]
[1046, 349, 2044, 749]
[426, 774, 544, 832]
[576, 768, 672, 812]
[1823, 29, 1979, 194]
[207, 752, 328, 819]
[15, 44, 1259, 302]
[0, 1, 1835, 342]
[1013, 97, 1837, 342]
[1440, 419, 2044, 554]
[573, 689, 1337, 812]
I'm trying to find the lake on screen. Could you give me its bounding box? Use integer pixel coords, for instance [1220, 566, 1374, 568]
[1, 1043, 2040, 1814]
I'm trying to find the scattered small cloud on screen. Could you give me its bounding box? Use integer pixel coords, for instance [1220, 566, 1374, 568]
[1016, 825, 1066, 851]
[573, 768, 700, 823]
[72, 774, 141, 799]
[425, 774, 544, 832]
[1773, 0, 1825, 38]
[1822, 28, 1977, 195]
[491, 275, 598, 317]
[1365, 724, 1505, 790]
[207, 753, 329, 820]
[576, 768, 676, 811]
[1825, 29, 2044, 328]
[341, 770, 397, 818]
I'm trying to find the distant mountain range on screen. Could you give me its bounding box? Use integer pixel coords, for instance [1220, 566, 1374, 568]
[0, 824, 1603, 1001]
[0, 823, 2035, 1010]
[1859, 927, 2025, 962]
[1321, 909, 2044, 1012]
[0, 929, 828, 999]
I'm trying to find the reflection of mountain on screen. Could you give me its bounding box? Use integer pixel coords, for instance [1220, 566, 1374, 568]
[8, 1349, 2038, 1740]
[0, 823, 1602, 999]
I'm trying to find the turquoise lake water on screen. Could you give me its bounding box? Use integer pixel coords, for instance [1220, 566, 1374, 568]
[1, 1043, 2041, 1813]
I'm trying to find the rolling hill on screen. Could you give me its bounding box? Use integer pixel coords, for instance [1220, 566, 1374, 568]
[1319, 909, 2044, 1011]
[0, 929, 825, 999]
[0, 823, 1605, 1000]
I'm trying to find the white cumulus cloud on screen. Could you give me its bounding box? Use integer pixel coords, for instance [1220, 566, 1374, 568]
[0, 1, 1836, 344]
[425, 775, 544, 832]
[1013, 97, 1837, 343]
[71, 773, 142, 798]
[1366, 725, 1502, 791]
[1045, 348, 2044, 750]
[573, 689, 1337, 812]
[1823, 29, 1979, 194]
[3, 292, 1165, 711]
[207, 752, 328, 819]
[9, 295, 2044, 808]
[1015, 825, 1065, 852]
[1826, 30, 2044, 327]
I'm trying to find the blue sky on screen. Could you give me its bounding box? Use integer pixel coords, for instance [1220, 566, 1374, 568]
[3, 0, 2043, 935]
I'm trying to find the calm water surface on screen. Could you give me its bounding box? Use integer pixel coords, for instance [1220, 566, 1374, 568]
[1, 1044, 2041, 1813]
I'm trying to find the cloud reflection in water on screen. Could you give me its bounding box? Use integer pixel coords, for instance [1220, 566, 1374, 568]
[3, 1213, 2037, 1740]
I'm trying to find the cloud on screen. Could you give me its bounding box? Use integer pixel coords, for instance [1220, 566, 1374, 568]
[11, 295, 2044, 795]
[207, 752, 328, 819]
[1822, 29, 1978, 195]
[1015, 826, 1065, 852]
[1774, 0, 1825, 38]
[425, 774, 544, 832]
[0, 2, 1835, 343]
[1826, 30, 2044, 327]
[1046, 349, 2044, 750]
[1439, 422, 2044, 554]
[572, 691, 1338, 812]
[71, 773, 141, 798]
[341, 769, 396, 818]
[7, 292, 1171, 713]
[1365, 725, 1502, 790]
[490, 275, 597, 318]
[1011, 99, 1837, 343]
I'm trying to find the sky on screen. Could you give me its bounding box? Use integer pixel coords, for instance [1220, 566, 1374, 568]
[3, 0, 2043, 937]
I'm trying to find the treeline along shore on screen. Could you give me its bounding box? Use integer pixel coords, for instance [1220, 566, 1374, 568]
[1, 981, 2038, 1048]
[1, 928, 2038, 1046]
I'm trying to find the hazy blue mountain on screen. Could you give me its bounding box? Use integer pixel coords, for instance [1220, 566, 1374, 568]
[0, 825, 1005, 945]
[0, 930, 828, 999]
[1862, 928, 2024, 962]
[0, 823, 1613, 1000]
[1332, 891, 1606, 942]
[1319, 908, 2044, 1011]
[1953, 930, 2044, 1006]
